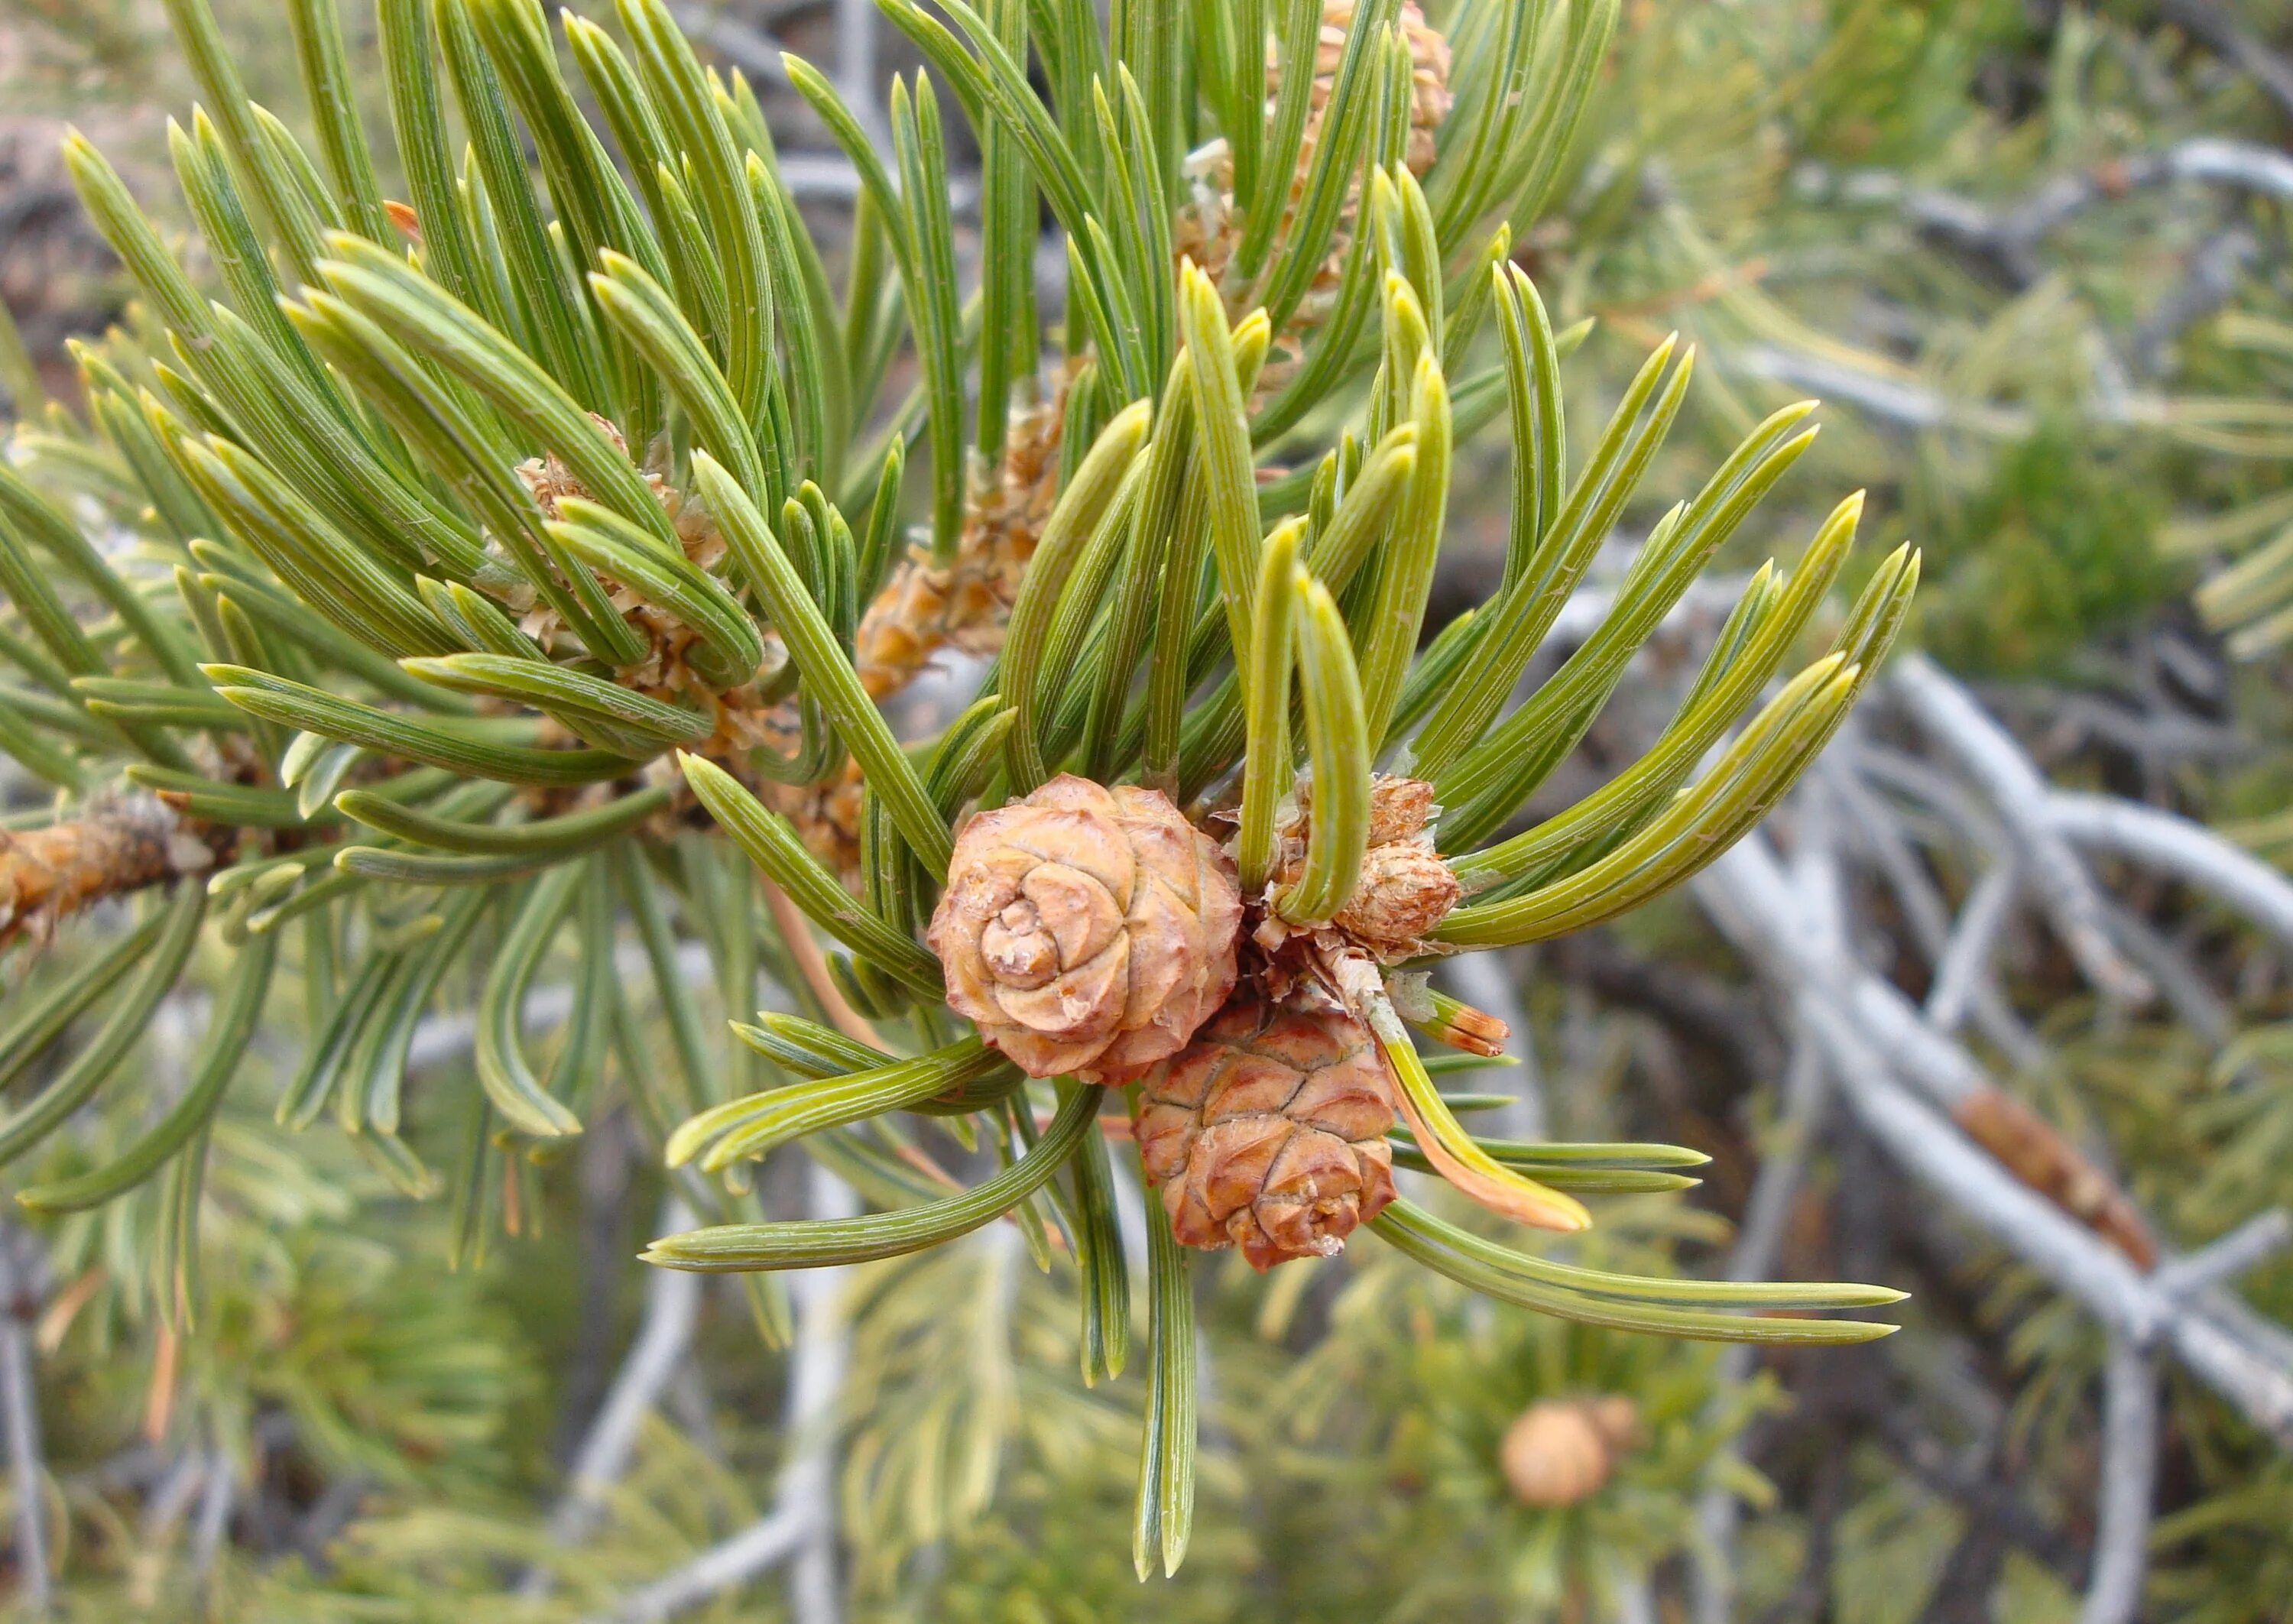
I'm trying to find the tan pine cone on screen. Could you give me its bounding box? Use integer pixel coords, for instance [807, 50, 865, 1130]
[1172, 1, 1454, 395]
[1134, 989, 1398, 1269]
[928, 774, 1243, 1081]
[852, 380, 1069, 701]
[1499, 1396, 1640, 1507]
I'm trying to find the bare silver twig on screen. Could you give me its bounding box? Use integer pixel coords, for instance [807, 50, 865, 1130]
[1732, 345, 2033, 438]
[2160, 0, 2293, 122]
[784, 1166, 857, 1624]
[1808, 138, 2293, 280]
[0, 1224, 50, 1613]
[1892, 655, 2153, 1006]
[2135, 227, 2258, 378]
[606, 1507, 812, 1622]
[190, 1434, 234, 1577]
[1849, 741, 2007, 851]
[2078, 1337, 2159, 1624]
[1828, 754, 2045, 1068]
[2154, 1211, 2293, 1300]
[596, 1171, 858, 1623]
[543, 1198, 704, 1557]
[2040, 792, 2293, 950]
[2096, 896, 2236, 1047]
[1925, 862, 2019, 1038]
[1697, 831, 2293, 1444]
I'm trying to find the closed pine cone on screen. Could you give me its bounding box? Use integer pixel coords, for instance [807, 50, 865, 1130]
[1134, 991, 1398, 1269]
[1500, 1395, 1640, 1508]
[929, 774, 1242, 1081]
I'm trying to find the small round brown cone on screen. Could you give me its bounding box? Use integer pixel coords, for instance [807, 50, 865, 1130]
[1134, 992, 1399, 1269]
[1500, 1396, 1640, 1508]
[929, 775, 1243, 1081]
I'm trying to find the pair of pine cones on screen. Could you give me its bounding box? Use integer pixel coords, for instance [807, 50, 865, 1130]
[927, 773, 1463, 1269]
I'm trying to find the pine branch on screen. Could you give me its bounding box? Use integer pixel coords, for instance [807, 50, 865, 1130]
[2079, 1337, 2160, 1624]
[0, 1223, 50, 1616]
[1698, 828, 2293, 1444]
[600, 1169, 857, 1622]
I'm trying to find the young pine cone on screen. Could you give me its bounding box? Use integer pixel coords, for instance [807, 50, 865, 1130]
[928, 775, 1242, 1081]
[1499, 1396, 1641, 1508]
[1134, 992, 1399, 1269]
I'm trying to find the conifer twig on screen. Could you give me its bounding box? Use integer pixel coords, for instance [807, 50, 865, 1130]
[599, 1171, 857, 1622]
[2158, 0, 2293, 123]
[1826, 752, 2046, 1069]
[1698, 830, 2293, 1444]
[604, 1506, 810, 1623]
[189, 1431, 233, 1577]
[1922, 862, 2019, 1037]
[2154, 1211, 2293, 1299]
[0, 1223, 49, 1616]
[1804, 139, 2293, 284]
[2041, 792, 2293, 948]
[543, 1198, 704, 1555]
[2078, 1337, 2159, 1624]
[1891, 654, 2153, 1005]
[0, 793, 214, 949]
[783, 1165, 857, 1624]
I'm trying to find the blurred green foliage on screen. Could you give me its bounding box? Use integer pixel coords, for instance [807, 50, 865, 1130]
[1916, 420, 2177, 676]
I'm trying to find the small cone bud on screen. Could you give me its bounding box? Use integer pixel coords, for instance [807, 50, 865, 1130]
[1266, 775, 1464, 966]
[1135, 991, 1398, 1269]
[1500, 1396, 1639, 1508]
[1332, 841, 1461, 953]
[929, 775, 1243, 1081]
